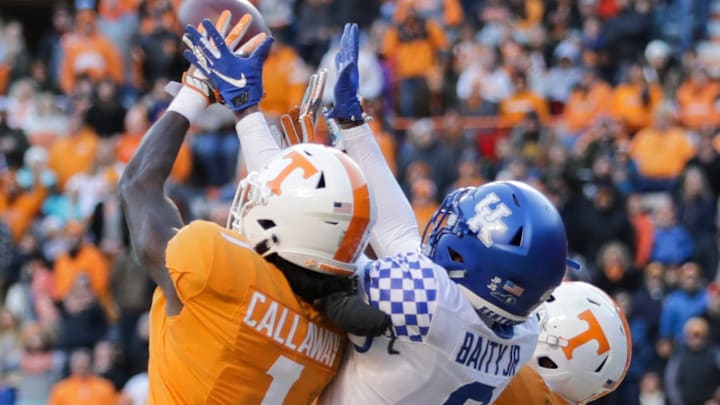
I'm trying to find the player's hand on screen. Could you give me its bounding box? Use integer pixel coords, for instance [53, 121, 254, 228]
[276, 69, 328, 146]
[183, 17, 273, 112]
[166, 10, 242, 103]
[325, 23, 364, 122]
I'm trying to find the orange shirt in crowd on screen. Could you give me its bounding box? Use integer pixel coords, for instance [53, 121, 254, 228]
[48, 127, 100, 190]
[115, 133, 192, 183]
[631, 212, 655, 268]
[1, 186, 47, 242]
[148, 221, 344, 404]
[48, 375, 117, 405]
[59, 32, 124, 94]
[493, 366, 571, 405]
[260, 45, 308, 118]
[610, 83, 663, 133]
[563, 81, 612, 133]
[53, 243, 110, 301]
[676, 79, 720, 129]
[382, 19, 448, 80]
[630, 127, 695, 178]
[499, 90, 550, 128]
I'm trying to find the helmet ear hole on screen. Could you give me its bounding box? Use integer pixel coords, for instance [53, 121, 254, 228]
[509, 226, 524, 246]
[316, 173, 326, 189]
[538, 356, 558, 369]
[257, 219, 276, 230]
[448, 247, 464, 263]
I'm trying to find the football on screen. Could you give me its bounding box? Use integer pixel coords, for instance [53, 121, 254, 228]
[177, 0, 271, 42]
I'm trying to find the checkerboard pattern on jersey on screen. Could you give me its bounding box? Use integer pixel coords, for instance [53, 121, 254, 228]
[365, 253, 438, 342]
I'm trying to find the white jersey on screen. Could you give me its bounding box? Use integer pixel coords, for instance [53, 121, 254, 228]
[319, 252, 539, 405]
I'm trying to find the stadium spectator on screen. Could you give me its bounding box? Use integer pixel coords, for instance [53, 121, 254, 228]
[383, 3, 448, 116]
[674, 166, 718, 277]
[638, 371, 667, 405]
[398, 118, 456, 194]
[17, 323, 64, 405]
[630, 105, 693, 192]
[52, 221, 109, 303]
[676, 65, 719, 130]
[562, 69, 612, 137]
[499, 71, 550, 127]
[92, 340, 126, 390]
[688, 130, 720, 198]
[259, 36, 310, 120]
[48, 111, 100, 190]
[47, 348, 116, 405]
[0, 21, 32, 96]
[36, 3, 74, 89]
[650, 198, 694, 267]
[85, 79, 127, 138]
[631, 262, 666, 361]
[658, 263, 708, 346]
[58, 0, 124, 95]
[55, 274, 108, 353]
[594, 240, 640, 295]
[664, 317, 720, 405]
[610, 62, 662, 134]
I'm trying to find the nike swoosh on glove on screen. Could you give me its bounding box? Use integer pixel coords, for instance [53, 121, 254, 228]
[183, 18, 274, 112]
[325, 23, 364, 122]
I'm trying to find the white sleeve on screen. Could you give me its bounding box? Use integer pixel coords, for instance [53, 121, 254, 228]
[234, 111, 282, 173]
[342, 124, 421, 258]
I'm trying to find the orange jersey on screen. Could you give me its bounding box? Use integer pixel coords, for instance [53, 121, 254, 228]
[148, 221, 346, 404]
[493, 366, 571, 405]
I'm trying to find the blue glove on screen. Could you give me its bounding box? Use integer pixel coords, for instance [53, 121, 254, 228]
[326, 23, 364, 122]
[183, 19, 273, 112]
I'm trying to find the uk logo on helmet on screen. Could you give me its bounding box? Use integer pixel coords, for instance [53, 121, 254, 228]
[467, 192, 512, 247]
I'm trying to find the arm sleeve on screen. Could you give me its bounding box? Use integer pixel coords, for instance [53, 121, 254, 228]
[343, 124, 421, 258]
[234, 111, 282, 173]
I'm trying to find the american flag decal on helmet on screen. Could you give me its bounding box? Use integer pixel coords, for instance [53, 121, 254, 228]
[502, 280, 525, 296]
[333, 202, 352, 214]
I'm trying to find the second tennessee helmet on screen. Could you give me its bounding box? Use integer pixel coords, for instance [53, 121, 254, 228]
[229, 143, 376, 276]
[531, 281, 632, 403]
[422, 181, 569, 326]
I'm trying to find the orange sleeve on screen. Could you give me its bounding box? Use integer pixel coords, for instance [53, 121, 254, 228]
[444, 0, 464, 27]
[427, 20, 449, 50]
[4, 186, 47, 242]
[382, 27, 399, 57]
[102, 39, 124, 84]
[60, 43, 76, 95]
[87, 247, 110, 298]
[53, 255, 73, 300]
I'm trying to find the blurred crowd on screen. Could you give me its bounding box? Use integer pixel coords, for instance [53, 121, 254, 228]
[0, 0, 719, 404]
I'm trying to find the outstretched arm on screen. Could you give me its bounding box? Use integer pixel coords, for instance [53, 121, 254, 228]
[329, 24, 420, 258]
[119, 87, 206, 315]
[342, 122, 421, 258]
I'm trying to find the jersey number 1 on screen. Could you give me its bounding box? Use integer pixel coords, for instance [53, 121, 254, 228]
[262, 355, 304, 404]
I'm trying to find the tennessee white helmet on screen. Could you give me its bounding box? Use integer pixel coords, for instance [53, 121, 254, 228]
[530, 281, 632, 403]
[229, 143, 375, 276]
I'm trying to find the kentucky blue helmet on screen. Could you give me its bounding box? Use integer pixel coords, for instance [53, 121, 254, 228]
[422, 181, 569, 326]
